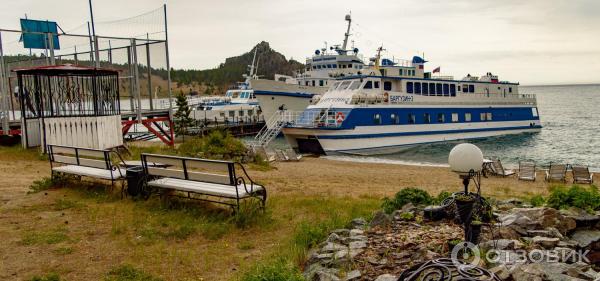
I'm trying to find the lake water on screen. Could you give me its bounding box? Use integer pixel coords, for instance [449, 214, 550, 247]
[276, 84, 600, 171]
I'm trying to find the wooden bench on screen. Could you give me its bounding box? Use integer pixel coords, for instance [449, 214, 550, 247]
[140, 153, 266, 212]
[48, 144, 126, 191]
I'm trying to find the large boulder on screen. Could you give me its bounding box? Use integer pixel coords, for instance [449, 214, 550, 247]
[570, 230, 600, 248]
[370, 211, 392, 228]
[499, 207, 577, 235]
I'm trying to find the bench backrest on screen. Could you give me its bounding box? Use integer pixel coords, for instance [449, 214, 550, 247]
[572, 165, 590, 178]
[549, 163, 567, 179]
[519, 161, 536, 174]
[48, 145, 112, 170]
[141, 153, 236, 185]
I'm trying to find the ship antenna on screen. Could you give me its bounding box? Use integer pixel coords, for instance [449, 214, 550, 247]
[341, 13, 352, 51]
[374, 45, 385, 70]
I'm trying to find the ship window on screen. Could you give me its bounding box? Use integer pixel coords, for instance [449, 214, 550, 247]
[487, 113, 493, 121]
[331, 82, 341, 90]
[450, 84, 456, 96]
[384, 81, 392, 91]
[373, 113, 382, 125]
[414, 83, 421, 94]
[338, 81, 350, 90]
[462, 85, 468, 93]
[465, 113, 472, 122]
[458, 86, 461, 92]
[437, 113, 445, 123]
[348, 81, 361, 90]
[399, 69, 403, 75]
[407, 82, 414, 93]
[391, 113, 400, 124]
[422, 83, 429, 95]
[364, 81, 373, 89]
[220, 112, 225, 117]
[333, 64, 337, 68]
[436, 84, 443, 96]
[408, 114, 416, 124]
[424, 113, 431, 123]
[480, 112, 486, 121]
[443, 84, 450, 96]
[239, 110, 245, 116]
[532, 107, 539, 117]
[509, 87, 513, 93]
[374, 81, 380, 88]
[429, 83, 436, 95]
[306, 81, 310, 86]
[452, 113, 459, 122]
[319, 80, 324, 86]
[312, 80, 316, 87]
[469, 85, 475, 93]
[229, 111, 235, 118]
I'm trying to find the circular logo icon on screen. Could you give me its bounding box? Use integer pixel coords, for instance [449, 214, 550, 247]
[451, 241, 481, 270]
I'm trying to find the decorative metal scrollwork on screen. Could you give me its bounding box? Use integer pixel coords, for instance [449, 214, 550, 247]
[397, 258, 502, 281]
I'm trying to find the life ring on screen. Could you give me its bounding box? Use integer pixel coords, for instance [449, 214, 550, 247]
[335, 112, 345, 123]
[384, 92, 389, 103]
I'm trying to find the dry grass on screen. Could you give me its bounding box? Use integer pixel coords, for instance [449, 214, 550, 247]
[0, 144, 586, 280]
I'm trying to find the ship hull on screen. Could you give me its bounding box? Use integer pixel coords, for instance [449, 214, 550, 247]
[283, 120, 542, 155]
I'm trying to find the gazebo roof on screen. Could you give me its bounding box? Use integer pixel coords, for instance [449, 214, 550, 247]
[13, 64, 119, 75]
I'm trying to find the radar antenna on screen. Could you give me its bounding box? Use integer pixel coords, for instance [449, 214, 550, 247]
[341, 13, 352, 51]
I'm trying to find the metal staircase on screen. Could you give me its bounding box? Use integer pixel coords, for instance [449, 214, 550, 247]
[248, 111, 295, 148]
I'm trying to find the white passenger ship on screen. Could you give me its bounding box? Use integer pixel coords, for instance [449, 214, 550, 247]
[251, 14, 365, 126]
[191, 50, 262, 124]
[281, 51, 542, 155]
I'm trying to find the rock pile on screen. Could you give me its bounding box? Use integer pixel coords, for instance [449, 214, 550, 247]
[302, 200, 600, 281]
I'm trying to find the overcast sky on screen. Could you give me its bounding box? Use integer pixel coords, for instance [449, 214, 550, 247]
[2, 0, 599, 85]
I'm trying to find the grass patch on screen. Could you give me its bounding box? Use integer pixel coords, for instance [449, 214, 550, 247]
[238, 241, 255, 250]
[21, 228, 70, 245]
[53, 198, 82, 211]
[105, 264, 163, 281]
[29, 177, 56, 193]
[53, 246, 74, 255]
[241, 258, 304, 281]
[27, 273, 62, 281]
[238, 196, 379, 280]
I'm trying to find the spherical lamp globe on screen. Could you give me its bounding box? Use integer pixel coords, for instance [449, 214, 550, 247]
[448, 143, 484, 175]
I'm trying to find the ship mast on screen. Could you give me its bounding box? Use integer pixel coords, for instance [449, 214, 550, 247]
[341, 14, 352, 51]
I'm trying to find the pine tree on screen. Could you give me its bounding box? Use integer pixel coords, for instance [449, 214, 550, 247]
[174, 91, 194, 140]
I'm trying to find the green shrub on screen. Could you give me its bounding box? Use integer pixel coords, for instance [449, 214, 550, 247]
[28, 177, 56, 193]
[546, 185, 600, 212]
[105, 264, 163, 281]
[528, 195, 546, 207]
[382, 188, 432, 213]
[240, 258, 304, 281]
[433, 191, 452, 205]
[178, 130, 246, 161]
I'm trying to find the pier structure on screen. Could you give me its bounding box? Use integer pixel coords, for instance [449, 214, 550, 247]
[0, 5, 175, 147]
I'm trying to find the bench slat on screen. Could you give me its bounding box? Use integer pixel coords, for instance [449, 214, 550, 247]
[147, 178, 262, 198]
[147, 167, 185, 179]
[185, 160, 230, 173]
[144, 155, 182, 167]
[52, 155, 78, 165]
[187, 171, 231, 185]
[79, 158, 109, 169]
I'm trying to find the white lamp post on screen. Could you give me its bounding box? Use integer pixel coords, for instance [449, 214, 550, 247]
[448, 143, 484, 195]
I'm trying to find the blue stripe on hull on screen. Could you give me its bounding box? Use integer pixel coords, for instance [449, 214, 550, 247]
[254, 90, 315, 98]
[316, 124, 542, 139]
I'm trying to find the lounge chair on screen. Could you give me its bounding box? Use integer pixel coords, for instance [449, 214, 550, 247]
[518, 161, 536, 181]
[545, 163, 567, 182]
[572, 165, 594, 184]
[490, 158, 515, 177]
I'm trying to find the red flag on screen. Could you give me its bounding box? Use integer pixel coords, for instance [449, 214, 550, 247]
[432, 67, 440, 73]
